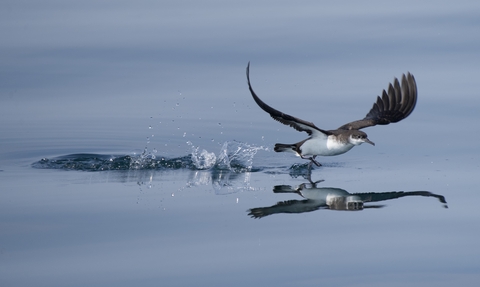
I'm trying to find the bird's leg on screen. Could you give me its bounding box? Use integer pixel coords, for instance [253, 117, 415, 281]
[312, 179, 324, 185]
[310, 155, 321, 167]
[306, 161, 314, 182]
[299, 155, 324, 185]
[307, 160, 313, 172]
[305, 167, 324, 185]
[301, 155, 322, 167]
[309, 178, 325, 185]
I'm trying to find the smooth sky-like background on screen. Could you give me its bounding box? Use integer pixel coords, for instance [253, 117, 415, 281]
[2, 0, 480, 159]
[2, 0, 479, 114]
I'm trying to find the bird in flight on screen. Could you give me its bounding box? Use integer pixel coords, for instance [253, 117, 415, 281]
[246, 62, 417, 167]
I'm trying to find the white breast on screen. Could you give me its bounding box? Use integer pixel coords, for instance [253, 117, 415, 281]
[300, 135, 354, 156]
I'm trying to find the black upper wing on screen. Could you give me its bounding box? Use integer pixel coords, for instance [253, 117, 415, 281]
[338, 73, 417, 130]
[246, 62, 331, 137]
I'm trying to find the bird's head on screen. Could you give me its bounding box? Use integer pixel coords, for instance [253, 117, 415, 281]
[349, 131, 375, 146]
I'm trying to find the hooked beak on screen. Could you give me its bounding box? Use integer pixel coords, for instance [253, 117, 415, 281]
[365, 138, 375, 146]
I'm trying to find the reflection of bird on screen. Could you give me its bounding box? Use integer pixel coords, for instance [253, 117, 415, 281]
[248, 183, 447, 219]
[246, 63, 417, 167]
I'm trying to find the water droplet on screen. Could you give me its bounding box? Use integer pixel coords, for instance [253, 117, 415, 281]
[218, 122, 222, 126]
[149, 126, 152, 129]
[176, 103, 179, 106]
[171, 193, 175, 197]
[183, 132, 186, 137]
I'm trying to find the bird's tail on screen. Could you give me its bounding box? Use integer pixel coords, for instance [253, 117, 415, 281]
[274, 143, 297, 153]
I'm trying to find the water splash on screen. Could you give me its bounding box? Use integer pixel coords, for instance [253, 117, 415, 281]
[188, 141, 217, 170]
[189, 141, 266, 172]
[32, 141, 266, 173]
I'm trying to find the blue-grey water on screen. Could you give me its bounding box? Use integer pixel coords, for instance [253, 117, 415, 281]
[1, 1, 480, 286]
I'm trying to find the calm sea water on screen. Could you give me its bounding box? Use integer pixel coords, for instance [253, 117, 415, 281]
[1, 1, 480, 286]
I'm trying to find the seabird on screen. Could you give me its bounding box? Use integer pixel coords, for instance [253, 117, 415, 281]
[246, 62, 417, 167]
[248, 183, 447, 218]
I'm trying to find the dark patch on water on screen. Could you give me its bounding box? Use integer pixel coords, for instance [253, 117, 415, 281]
[32, 154, 194, 171]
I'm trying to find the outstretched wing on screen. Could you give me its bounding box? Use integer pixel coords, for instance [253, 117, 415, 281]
[354, 191, 447, 207]
[338, 73, 417, 130]
[246, 62, 331, 137]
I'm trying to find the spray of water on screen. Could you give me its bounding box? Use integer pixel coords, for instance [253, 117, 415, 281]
[188, 141, 266, 172]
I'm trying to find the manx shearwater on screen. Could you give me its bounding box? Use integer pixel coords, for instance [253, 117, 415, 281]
[246, 62, 417, 167]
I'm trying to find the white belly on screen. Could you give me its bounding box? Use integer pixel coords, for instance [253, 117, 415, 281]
[300, 136, 354, 156]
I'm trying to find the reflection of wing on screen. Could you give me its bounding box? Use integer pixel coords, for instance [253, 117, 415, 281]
[248, 200, 324, 219]
[338, 73, 417, 130]
[355, 191, 447, 207]
[246, 62, 331, 138]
